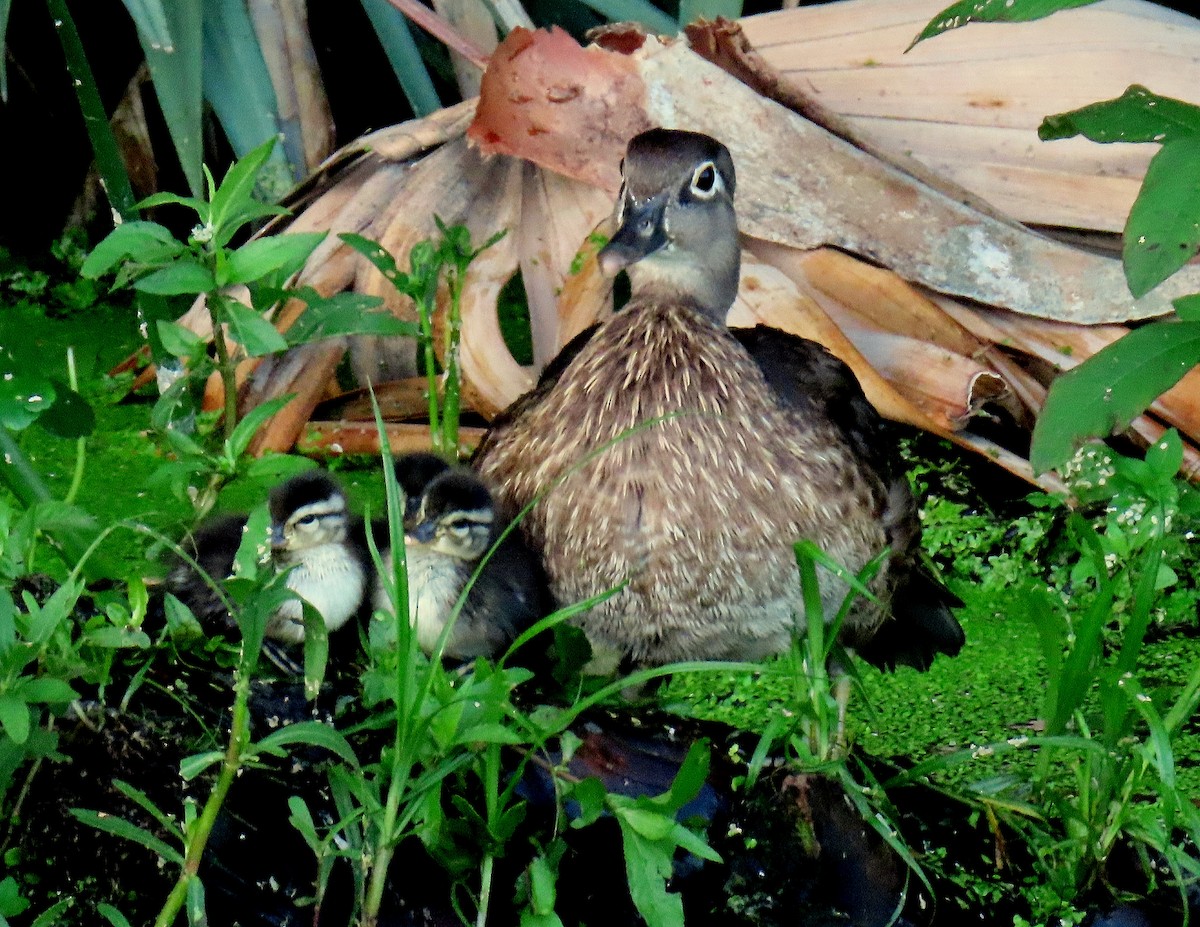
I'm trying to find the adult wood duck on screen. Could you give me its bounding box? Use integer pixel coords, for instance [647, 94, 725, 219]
[474, 128, 963, 671]
[373, 456, 551, 660]
[168, 471, 371, 648]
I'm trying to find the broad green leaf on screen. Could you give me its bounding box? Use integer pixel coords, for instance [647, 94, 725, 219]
[1124, 137, 1200, 297]
[1174, 293, 1200, 321]
[617, 807, 676, 841]
[29, 898, 73, 926]
[576, 0, 676, 33]
[70, 808, 184, 865]
[339, 233, 403, 285]
[18, 677, 78, 703]
[1040, 85, 1200, 145]
[1145, 429, 1184, 482]
[163, 593, 204, 638]
[81, 626, 152, 649]
[255, 721, 359, 766]
[0, 367, 55, 431]
[222, 233, 326, 286]
[1030, 320, 1200, 472]
[909, 0, 1101, 50]
[80, 221, 181, 278]
[528, 853, 558, 914]
[0, 875, 29, 918]
[136, 191, 208, 213]
[157, 319, 206, 359]
[453, 722, 524, 746]
[36, 380, 95, 440]
[285, 294, 415, 345]
[123, 0, 203, 195]
[218, 300, 289, 356]
[569, 777, 607, 828]
[359, 0, 442, 116]
[678, 0, 742, 24]
[233, 505, 271, 580]
[620, 829, 682, 927]
[0, 694, 30, 744]
[134, 261, 216, 296]
[663, 740, 710, 812]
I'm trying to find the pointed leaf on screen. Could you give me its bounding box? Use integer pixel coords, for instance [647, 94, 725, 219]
[70, 806, 186, 864]
[1031, 320, 1200, 472]
[254, 721, 359, 766]
[222, 233, 326, 286]
[226, 394, 294, 459]
[134, 261, 215, 296]
[1124, 137, 1200, 298]
[1040, 85, 1200, 145]
[18, 678, 79, 703]
[0, 694, 30, 744]
[218, 300, 288, 356]
[81, 221, 181, 278]
[179, 750, 224, 780]
[97, 903, 134, 927]
[911, 0, 1102, 50]
[285, 295, 414, 345]
[157, 319, 206, 359]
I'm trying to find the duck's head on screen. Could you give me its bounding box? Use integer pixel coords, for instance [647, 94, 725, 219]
[269, 471, 350, 556]
[597, 128, 739, 320]
[393, 451, 453, 526]
[407, 469, 495, 562]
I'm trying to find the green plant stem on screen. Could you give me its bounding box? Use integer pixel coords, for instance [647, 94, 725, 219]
[442, 272, 463, 461]
[64, 347, 86, 507]
[417, 292, 441, 456]
[209, 295, 240, 442]
[45, 0, 138, 222]
[153, 667, 255, 927]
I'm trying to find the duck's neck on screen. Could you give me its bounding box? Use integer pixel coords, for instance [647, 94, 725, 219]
[626, 253, 739, 322]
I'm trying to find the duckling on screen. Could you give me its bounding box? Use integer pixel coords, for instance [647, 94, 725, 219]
[474, 128, 963, 671]
[167, 471, 371, 647]
[372, 462, 550, 660]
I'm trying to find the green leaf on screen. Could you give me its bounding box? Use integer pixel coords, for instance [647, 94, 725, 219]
[0, 364, 56, 432]
[678, 0, 742, 24]
[36, 380, 95, 440]
[359, 0, 442, 117]
[1124, 137, 1200, 298]
[0, 875, 30, 918]
[96, 902, 134, 927]
[210, 136, 279, 233]
[1145, 429, 1183, 482]
[1030, 320, 1200, 472]
[82, 626, 152, 649]
[157, 320, 206, 361]
[909, 0, 1101, 50]
[233, 505, 271, 580]
[226, 394, 294, 460]
[1174, 293, 1200, 321]
[569, 777, 607, 828]
[18, 678, 78, 703]
[123, 0, 203, 196]
[136, 191, 209, 213]
[134, 261, 216, 296]
[179, 750, 224, 780]
[285, 294, 415, 345]
[29, 898, 73, 926]
[620, 829, 682, 927]
[0, 694, 30, 744]
[218, 300, 289, 356]
[453, 722, 524, 746]
[1040, 85, 1200, 145]
[339, 233, 404, 285]
[254, 721, 359, 766]
[70, 806, 186, 863]
[81, 221, 182, 278]
[617, 807, 675, 841]
[528, 853, 558, 914]
[222, 233, 326, 286]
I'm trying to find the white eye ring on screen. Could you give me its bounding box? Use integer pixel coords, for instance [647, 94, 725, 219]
[690, 162, 719, 199]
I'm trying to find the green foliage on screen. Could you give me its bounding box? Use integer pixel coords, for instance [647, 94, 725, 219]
[907, 0, 1102, 49]
[341, 221, 503, 462]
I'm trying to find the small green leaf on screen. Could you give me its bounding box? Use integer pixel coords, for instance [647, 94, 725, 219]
[97, 901, 134, 927]
[1030, 320, 1200, 472]
[137, 191, 208, 214]
[909, 0, 1102, 51]
[1040, 85, 1200, 144]
[29, 897, 73, 926]
[339, 233, 404, 285]
[82, 626, 152, 649]
[0, 694, 31, 744]
[617, 807, 675, 841]
[222, 233, 326, 286]
[285, 293, 414, 345]
[569, 777, 607, 828]
[1124, 137, 1200, 298]
[180, 750, 224, 780]
[218, 300, 289, 356]
[255, 721, 361, 766]
[0, 367, 56, 431]
[210, 135, 280, 231]
[18, 677, 79, 703]
[157, 320, 206, 359]
[528, 853, 558, 914]
[81, 221, 181, 278]
[134, 260, 216, 296]
[1145, 429, 1184, 482]
[36, 380, 95, 440]
[226, 395, 294, 460]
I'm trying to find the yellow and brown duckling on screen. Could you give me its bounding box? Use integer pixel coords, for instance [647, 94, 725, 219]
[372, 454, 551, 661]
[168, 471, 371, 648]
[474, 128, 963, 671]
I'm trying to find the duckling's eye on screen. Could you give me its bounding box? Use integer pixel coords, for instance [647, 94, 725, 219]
[690, 162, 718, 198]
[296, 514, 318, 528]
[446, 522, 471, 538]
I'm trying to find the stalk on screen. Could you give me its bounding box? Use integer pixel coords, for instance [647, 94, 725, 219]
[441, 268, 463, 460]
[63, 347, 86, 507]
[208, 294, 241, 442]
[153, 665, 255, 927]
[45, 0, 139, 222]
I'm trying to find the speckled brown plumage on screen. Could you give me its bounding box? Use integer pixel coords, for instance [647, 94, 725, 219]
[474, 128, 962, 669]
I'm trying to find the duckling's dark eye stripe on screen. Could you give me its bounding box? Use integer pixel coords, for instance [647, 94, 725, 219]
[442, 508, 494, 530]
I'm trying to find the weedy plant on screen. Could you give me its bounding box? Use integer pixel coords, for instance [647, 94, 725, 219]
[894, 432, 1200, 922]
[340, 221, 505, 463]
[80, 136, 415, 516]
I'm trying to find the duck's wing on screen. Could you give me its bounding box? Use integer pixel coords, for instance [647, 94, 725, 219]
[166, 513, 250, 629]
[464, 527, 555, 656]
[736, 325, 966, 670]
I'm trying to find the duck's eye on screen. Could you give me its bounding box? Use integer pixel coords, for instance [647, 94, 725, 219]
[690, 162, 718, 198]
[296, 514, 318, 528]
